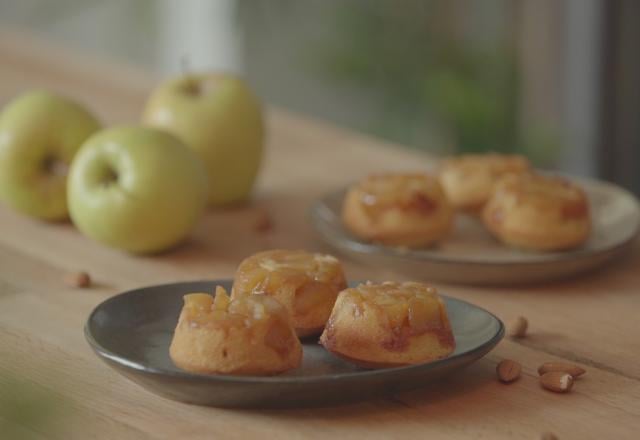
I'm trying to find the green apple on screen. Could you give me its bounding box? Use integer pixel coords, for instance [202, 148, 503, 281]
[142, 73, 264, 206]
[0, 91, 101, 220]
[67, 126, 208, 254]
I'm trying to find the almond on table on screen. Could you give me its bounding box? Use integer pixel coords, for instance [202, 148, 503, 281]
[509, 316, 528, 338]
[496, 359, 521, 383]
[538, 362, 586, 378]
[540, 371, 574, 393]
[64, 271, 91, 288]
[254, 209, 274, 233]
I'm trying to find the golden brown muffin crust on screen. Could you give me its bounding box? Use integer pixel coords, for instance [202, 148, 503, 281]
[170, 287, 302, 375]
[320, 281, 455, 368]
[342, 173, 453, 247]
[439, 153, 531, 212]
[482, 174, 591, 251]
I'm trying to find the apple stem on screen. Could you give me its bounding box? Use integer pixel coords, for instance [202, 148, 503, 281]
[42, 155, 68, 177]
[101, 168, 118, 187]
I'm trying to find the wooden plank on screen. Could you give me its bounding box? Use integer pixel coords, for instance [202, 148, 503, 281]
[0, 171, 639, 380]
[0, 28, 640, 439]
[2, 312, 639, 439]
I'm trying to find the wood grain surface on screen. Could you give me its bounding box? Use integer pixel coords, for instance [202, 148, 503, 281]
[0, 30, 639, 440]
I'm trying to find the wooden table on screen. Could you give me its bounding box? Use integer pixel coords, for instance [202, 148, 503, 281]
[1, 31, 639, 440]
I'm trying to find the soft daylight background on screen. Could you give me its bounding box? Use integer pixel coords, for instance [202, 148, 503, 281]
[1, 0, 639, 193]
[1, 0, 640, 435]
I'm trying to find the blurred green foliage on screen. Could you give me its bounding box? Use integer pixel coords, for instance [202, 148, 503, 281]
[0, 375, 67, 440]
[310, 0, 559, 163]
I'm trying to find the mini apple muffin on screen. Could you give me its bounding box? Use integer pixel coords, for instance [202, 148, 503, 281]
[320, 281, 455, 368]
[232, 249, 347, 337]
[482, 174, 591, 251]
[169, 286, 301, 375]
[341, 173, 453, 248]
[439, 153, 531, 213]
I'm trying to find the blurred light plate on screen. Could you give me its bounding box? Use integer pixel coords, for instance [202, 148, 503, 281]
[310, 176, 640, 285]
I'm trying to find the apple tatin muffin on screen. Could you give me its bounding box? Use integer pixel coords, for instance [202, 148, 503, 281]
[482, 174, 591, 251]
[439, 153, 531, 213]
[342, 173, 453, 248]
[320, 281, 455, 368]
[169, 286, 302, 375]
[232, 250, 347, 337]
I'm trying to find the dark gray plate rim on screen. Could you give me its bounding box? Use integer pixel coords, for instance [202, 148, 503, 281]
[310, 177, 640, 267]
[85, 280, 504, 384]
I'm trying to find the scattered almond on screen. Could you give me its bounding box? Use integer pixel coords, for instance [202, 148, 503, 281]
[64, 271, 91, 288]
[509, 316, 528, 338]
[541, 432, 558, 440]
[496, 359, 521, 383]
[538, 362, 586, 378]
[254, 209, 274, 233]
[540, 371, 573, 393]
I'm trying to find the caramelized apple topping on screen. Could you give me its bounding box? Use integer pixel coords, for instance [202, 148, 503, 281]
[444, 154, 530, 177]
[182, 287, 289, 329]
[183, 293, 214, 323]
[235, 250, 346, 298]
[402, 193, 437, 213]
[495, 174, 590, 221]
[256, 251, 340, 280]
[213, 286, 230, 311]
[294, 281, 337, 315]
[264, 319, 296, 357]
[348, 281, 445, 335]
[184, 292, 214, 310]
[407, 296, 442, 333]
[561, 199, 589, 220]
[356, 174, 442, 217]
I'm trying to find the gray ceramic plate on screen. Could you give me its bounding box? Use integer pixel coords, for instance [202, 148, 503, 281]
[85, 280, 503, 408]
[310, 177, 640, 285]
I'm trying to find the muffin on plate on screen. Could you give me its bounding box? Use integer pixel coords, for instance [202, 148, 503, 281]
[320, 281, 455, 368]
[342, 173, 453, 248]
[169, 286, 302, 375]
[439, 153, 531, 213]
[232, 249, 347, 337]
[482, 173, 591, 251]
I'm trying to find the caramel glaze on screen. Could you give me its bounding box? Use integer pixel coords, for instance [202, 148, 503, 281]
[182, 293, 295, 360]
[561, 199, 589, 220]
[380, 310, 455, 352]
[361, 191, 437, 217]
[263, 320, 297, 359]
[401, 193, 437, 214]
[323, 301, 454, 354]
